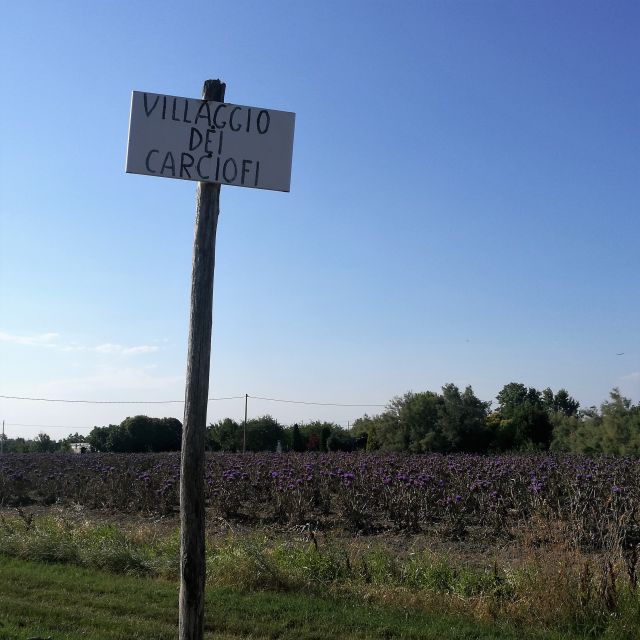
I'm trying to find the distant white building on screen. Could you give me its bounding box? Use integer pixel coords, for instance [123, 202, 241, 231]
[69, 442, 89, 454]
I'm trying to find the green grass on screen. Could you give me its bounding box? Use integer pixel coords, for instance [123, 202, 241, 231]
[0, 555, 576, 640]
[1, 514, 639, 639]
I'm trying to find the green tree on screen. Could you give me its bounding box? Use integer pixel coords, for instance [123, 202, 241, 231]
[88, 426, 113, 452]
[207, 418, 241, 452]
[542, 387, 579, 416]
[354, 391, 444, 453]
[107, 423, 132, 452]
[352, 412, 401, 451]
[494, 383, 553, 450]
[8, 437, 29, 453]
[550, 389, 639, 455]
[326, 429, 359, 451]
[599, 389, 640, 455]
[244, 415, 284, 452]
[87, 417, 182, 453]
[395, 391, 444, 452]
[549, 412, 585, 452]
[496, 383, 538, 414]
[438, 384, 491, 452]
[291, 423, 305, 452]
[350, 414, 385, 451]
[298, 421, 341, 452]
[33, 432, 56, 453]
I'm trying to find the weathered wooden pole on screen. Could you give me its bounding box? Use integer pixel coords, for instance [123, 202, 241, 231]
[179, 78, 226, 640]
[243, 393, 248, 453]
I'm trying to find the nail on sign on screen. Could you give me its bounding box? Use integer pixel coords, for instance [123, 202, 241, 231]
[126, 91, 296, 192]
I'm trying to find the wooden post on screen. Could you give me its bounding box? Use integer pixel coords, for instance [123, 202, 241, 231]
[179, 78, 226, 640]
[243, 393, 248, 453]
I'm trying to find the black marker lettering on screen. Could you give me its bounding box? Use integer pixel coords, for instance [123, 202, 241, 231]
[162, 96, 167, 119]
[204, 129, 216, 154]
[180, 152, 194, 178]
[246, 108, 252, 132]
[218, 130, 224, 155]
[223, 158, 238, 182]
[214, 156, 221, 181]
[160, 151, 175, 176]
[195, 102, 211, 126]
[241, 159, 253, 185]
[182, 99, 191, 123]
[257, 110, 270, 134]
[189, 128, 203, 151]
[213, 104, 227, 129]
[197, 154, 212, 180]
[143, 94, 160, 117]
[229, 106, 242, 132]
[171, 98, 180, 122]
[254, 160, 260, 186]
[145, 149, 159, 173]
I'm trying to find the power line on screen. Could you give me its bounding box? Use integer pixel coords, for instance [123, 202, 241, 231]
[248, 395, 385, 407]
[0, 392, 386, 408]
[0, 394, 245, 404]
[5, 423, 94, 429]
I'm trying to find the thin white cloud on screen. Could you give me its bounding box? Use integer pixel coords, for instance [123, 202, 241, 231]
[121, 345, 159, 355]
[0, 330, 158, 356]
[91, 343, 159, 355]
[0, 331, 59, 346]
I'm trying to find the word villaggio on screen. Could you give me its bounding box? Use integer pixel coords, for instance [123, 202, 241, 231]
[142, 94, 269, 185]
[144, 93, 272, 133]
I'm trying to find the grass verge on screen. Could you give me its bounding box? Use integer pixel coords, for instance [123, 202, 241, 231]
[0, 555, 572, 640]
[1, 513, 639, 638]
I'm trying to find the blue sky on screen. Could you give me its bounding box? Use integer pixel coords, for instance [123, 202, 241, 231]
[1, 1, 638, 439]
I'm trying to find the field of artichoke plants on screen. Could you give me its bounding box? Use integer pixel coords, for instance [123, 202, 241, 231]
[2, 452, 639, 552]
[4, 451, 640, 637]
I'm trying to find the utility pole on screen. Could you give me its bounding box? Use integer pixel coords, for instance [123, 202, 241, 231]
[243, 393, 248, 453]
[179, 78, 225, 640]
[1, 420, 4, 454]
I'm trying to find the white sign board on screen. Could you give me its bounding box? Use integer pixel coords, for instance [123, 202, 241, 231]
[126, 91, 295, 192]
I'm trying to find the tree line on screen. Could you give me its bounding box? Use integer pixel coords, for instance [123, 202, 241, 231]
[0, 416, 182, 454]
[352, 384, 639, 455]
[2, 383, 638, 456]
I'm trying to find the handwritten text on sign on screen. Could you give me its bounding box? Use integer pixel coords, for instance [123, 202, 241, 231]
[126, 92, 295, 192]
